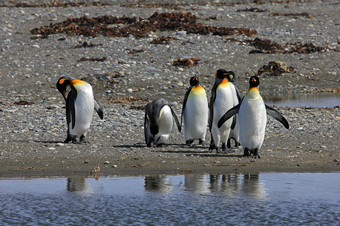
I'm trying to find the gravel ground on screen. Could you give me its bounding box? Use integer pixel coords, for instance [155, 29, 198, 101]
[0, 0, 339, 177]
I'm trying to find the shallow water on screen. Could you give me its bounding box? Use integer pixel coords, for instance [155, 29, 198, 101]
[1, 172, 339, 225]
[265, 93, 340, 108]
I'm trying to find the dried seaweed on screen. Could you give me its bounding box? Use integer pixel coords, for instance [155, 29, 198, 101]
[127, 49, 146, 55]
[150, 36, 179, 44]
[237, 7, 267, 12]
[257, 61, 295, 76]
[14, 101, 34, 105]
[269, 12, 313, 18]
[78, 57, 107, 62]
[172, 58, 200, 68]
[107, 96, 148, 104]
[244, 38, 330, 54]
[74, 42, 102, 48]
[30, 12, 257, 39]
[3, 2, 110, 8]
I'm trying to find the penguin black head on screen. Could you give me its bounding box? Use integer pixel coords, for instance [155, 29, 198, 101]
[249, 76, 260, 88]
[215, 69, 234, 81]
[56, 76, 74, 100]
[215, 69, 228, 79]
[189, 76, 200, 86]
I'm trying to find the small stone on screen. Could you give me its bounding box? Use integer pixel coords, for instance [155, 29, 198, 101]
[84, 160, 89, 164]
[112, 165, 118, 168]
[127, 88, 133, 93]
[55, 143, 64, 146]
[104, 161, 110, 164]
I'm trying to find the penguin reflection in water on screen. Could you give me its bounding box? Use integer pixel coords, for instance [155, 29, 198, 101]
[56, 76, 103, 143]
[144, 98, 181, 147]
[218, 76, 289, 158]
[181, 76, 209, 145]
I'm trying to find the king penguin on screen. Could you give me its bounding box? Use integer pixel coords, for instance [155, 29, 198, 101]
[218, 76, 289, 158]
[56, 76, 103, 143]
[144, 98, 181, 147]
[226, 71, 241, 149]
[208, 69, 235, 153]
[181, 76, 209, 145]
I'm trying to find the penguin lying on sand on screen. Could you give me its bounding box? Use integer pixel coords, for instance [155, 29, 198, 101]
[56, 76, 103, 143]
[181, 76, 209, 145]
[209, 69, 235, 153]
[144, 98, 181, 147]
[218, 76, 289, 158]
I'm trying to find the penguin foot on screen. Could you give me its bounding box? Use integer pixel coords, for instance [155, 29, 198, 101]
[252, 149, 261, 159]
[227, 139, 231, 149]
[186, 140, 194, 146]
[221, 142, 227, 152]
[64, 135, 77, 143]
[209, 141, 216, 151]
[80, 135, 90, 144]
[243, 148, 250, 157]
[199, 139, 204, 145]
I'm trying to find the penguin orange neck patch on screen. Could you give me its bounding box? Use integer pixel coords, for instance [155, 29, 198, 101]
[219, 78, 229, 87]
[71, 79, 86, 85]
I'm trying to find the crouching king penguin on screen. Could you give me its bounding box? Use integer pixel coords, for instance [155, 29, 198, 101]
[181, 76, 209, 145]
[144, 98, 181, 147]
[218, 76, 289, 158]
[209, 69, 235, 153]
[56, 76, 103, 143]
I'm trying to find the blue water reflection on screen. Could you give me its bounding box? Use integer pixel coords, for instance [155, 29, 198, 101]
[0, 172, 339, 225]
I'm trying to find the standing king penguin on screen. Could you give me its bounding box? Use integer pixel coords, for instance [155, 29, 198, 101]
[218, 76, 289, 158]
[226, 71, 241, 149]
[56, 76, 103, 143]
[144, 98, 181, 147]
[181, 76, 209, 145]
[209, 69, 235, 153]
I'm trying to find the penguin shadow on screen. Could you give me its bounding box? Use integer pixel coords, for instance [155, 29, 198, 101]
[112, 143, 147, 149]
[13, 139, 64, 144]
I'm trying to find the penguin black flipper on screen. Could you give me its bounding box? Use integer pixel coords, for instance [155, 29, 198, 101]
[265, 105, 289, 129]
[208, 81, 221, 132]
[217, 104, 240, 128]
[231, 115, 236, 130]
[94, 99, 104, 119]
[66, 88, 77, 129]
[170, 105, 181, 132]
[235, 86, 242, 103]
[181, 87, 192, 127]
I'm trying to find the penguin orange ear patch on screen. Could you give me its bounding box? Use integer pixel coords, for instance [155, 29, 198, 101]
[59, 78, 67, 84]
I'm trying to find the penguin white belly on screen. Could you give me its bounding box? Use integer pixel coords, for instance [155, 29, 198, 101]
[69, 84, 94, 136]
[212, 87, 234, 144]
[155, 105, 173, 144]
[238, 98, 267, 150]
[184, 93, 209, 140]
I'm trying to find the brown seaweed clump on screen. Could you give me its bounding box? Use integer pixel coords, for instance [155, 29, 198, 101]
[151, 36, 179, 44]
[248, 38, 329, 54]
[172, 58, 201, 68]
[30, 12, 257, 39]
[257, 61, 295, 76]
[269, 12, 313, 19]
